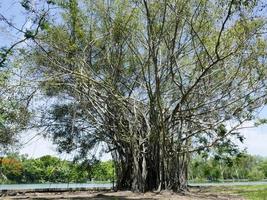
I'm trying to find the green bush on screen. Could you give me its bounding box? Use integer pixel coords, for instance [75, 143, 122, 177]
[247, 168, 265, 181]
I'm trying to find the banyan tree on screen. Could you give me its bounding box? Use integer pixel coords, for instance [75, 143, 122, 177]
[2, 0, 267, 192]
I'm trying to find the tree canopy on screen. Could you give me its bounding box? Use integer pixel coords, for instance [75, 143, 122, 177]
[0, 59, 30, 150]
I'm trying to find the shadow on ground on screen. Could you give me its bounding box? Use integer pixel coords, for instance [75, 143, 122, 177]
[1, 189, 245, 200]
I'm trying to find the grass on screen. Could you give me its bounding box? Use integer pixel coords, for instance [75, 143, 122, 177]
[232, 185, 267, 200]
[206, 185, 267, 200]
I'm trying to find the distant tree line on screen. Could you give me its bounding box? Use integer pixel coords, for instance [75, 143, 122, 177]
[189, 152, 267, 182]
[0, 154, 114, 184]
[0, 153, 266, 184]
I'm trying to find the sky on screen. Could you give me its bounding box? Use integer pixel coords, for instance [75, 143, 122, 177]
[17, 108, 267, 159]
[1, 0, 267, 159]
[19, 107, 267, 158]
[18, 131, 113, 160]
[18, 122, 267, 159]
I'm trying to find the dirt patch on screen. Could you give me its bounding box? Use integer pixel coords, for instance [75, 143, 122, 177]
[0, 189, 245, 200]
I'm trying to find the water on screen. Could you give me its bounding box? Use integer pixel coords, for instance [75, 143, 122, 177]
[189, 181, 267, 187]
[1, 181, 267, 190]
[0, 183, 113, 190]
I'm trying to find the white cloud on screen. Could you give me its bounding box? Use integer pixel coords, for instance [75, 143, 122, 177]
[238, 125, 267, 157]
[19, 130, 60, 158]
[19, 131, 112, 161]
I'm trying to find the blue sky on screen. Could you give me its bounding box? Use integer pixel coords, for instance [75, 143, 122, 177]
[0, 0, 27, 45]
[1, 0, 267, 159]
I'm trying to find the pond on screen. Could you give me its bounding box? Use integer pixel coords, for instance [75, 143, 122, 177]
[0, 183, 113, 190]
[1, 181, 267, 190]
[189, 181, 267, 186]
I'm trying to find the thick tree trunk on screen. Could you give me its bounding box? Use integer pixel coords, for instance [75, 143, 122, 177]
[110, 103, 189, 192]
[113, 142, 189, 192]
[177, 161, 188, 191]
[116, 161, 132, 190]
[172, 152, 189, 192]
[132, 147, 141, 192]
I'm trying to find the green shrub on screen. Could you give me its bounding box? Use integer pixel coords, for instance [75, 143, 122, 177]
[247, 168, 265, 181]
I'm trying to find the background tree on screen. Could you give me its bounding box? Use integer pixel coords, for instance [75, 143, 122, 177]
[0, 61, 31, 150]
[0, 157, 23, 183]
[189, 152, 267, 182]
[1, 152, 266, 184]
[0, 1, 42, 150]
[0, 153, 114, 184]
[91, 160, 114, 181]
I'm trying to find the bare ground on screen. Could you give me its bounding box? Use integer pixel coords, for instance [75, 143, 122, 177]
[1, 188, 245, 200]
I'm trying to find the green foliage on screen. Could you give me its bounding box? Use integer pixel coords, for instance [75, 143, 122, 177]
[0, 154, 114, 184]
[24, 30, 35, 39]
[255, 118, 267, 127]
[0, 47, 9, 68]
[247, 168, 265, 181]
[91, 161, 114, 181]
[0, 157, 23, 182]
[217, 124, 227, 137]
[0, 99, 30, 149]
[259, 161, 267, 178]
[189, 152, 267, 182]
[21, 155, 88, 183]
[0, 53, 31, 150]
[40, 21, 50, 31]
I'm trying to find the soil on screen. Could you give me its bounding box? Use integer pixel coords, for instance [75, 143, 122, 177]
[0, 188, 245, 200]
